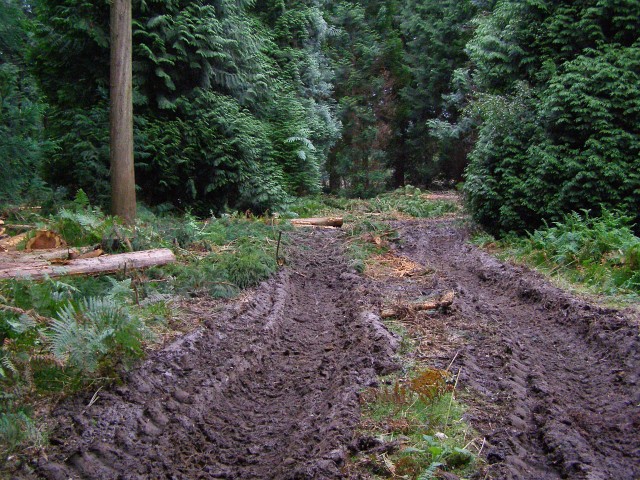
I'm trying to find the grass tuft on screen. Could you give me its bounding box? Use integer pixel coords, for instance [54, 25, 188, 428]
[0, 410, 46, 458]
[357, 368, 478, 479]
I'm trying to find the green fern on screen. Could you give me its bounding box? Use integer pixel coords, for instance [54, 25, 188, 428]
[105, 278, 134, 304]
[50, 298, 146, 373]
[0, 411, 45, 456]
[1, 354, 19, 379]
[6, 315, 38, 335]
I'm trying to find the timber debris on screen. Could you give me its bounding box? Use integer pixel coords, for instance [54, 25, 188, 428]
[290, 217, 344, 228]
[25, 230, 66, 251]
[381, 290, 455, 319]
[0, 219, 176, 280]
[0, 248, 176, 280]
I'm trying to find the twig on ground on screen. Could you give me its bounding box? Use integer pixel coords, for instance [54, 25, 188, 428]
[446, 350, 461, 372]
[82, 386, 104, 415]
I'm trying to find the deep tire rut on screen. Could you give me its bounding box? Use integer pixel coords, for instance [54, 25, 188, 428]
[396, 219, 640, 480]
[30, 229, 398, 480]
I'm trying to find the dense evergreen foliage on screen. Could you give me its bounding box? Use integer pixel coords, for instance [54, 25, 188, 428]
[324, 0, 476, 195]
[30, 0, 340, 213]
[400, 0, 477, 184]
[1, 0, 638, 233]
[461, 0, 640, 234]
[0, 0, 49, 204]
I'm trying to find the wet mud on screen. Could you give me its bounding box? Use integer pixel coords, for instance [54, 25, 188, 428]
[29, 229, 399, 479]
[395, 219, 640, 480]
[20, 219, 640, 479]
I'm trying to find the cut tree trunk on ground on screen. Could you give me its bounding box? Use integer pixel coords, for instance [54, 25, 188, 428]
[0, 248, 176, 280]
[380, 290, 455, 318]
[26, 230, 66, 251]
[290, 217, 344, 228]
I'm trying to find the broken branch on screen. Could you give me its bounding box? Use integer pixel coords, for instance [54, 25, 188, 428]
[380, 290, 455, 319]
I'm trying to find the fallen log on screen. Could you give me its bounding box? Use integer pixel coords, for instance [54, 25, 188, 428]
[69, 248, 104, 260]
[381, 290, 455, 319]
[1, 248, 79, 264]
[290, 217, 343, 228]
[0, 248, 176, 280]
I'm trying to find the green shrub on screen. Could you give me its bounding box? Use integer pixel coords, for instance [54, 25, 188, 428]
[518, 210, 640, 294]
[219, 245, 277, 289]
[462, 2, 640, 234]
[285, 196, 332, 218]
[142, 215, 280, 297]
[370, 188, 460, 218]
[359, 369, 476, 478]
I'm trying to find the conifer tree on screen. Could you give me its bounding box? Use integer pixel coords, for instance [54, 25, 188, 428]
[400, 0, 476, 184]
[30, 0, 339, 214]
[462, 0, 640, 234]
[0, 0, 49, 205]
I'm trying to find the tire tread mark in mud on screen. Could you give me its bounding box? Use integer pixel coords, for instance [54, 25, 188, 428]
[396, 219, 640, 480]
[31, 229, 398, 480]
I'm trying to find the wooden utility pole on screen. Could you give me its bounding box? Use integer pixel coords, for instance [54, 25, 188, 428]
[110, 0, 136, 224]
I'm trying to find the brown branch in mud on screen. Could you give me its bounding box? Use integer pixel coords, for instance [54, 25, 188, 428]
[380, 290, 455, 319]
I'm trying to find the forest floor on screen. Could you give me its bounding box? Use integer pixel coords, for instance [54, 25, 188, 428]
[19, 217, 640, 479]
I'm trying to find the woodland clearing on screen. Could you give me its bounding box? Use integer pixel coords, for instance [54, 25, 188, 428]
[7, 212, 638, 479]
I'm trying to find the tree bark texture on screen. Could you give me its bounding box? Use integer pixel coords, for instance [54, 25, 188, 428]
[380, 291, 455, 318]
[290, 217, 344, 228]
[110, 0, 136, 224]
[0, 249, 176, 280]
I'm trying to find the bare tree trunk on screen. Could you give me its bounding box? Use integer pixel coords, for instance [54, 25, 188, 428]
[110, 0, 136, 224]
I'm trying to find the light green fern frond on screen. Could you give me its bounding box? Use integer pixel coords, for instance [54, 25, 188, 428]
[50, 297, 145, 373]
[7, 314, 37, 335]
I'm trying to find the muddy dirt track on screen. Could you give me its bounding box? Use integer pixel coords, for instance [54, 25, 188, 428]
[21, 220, 640, 479]
[30, 229, 398, 479]
[395, 219, 640, 480]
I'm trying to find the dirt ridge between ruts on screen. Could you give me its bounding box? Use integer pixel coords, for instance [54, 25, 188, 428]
[26, 229, 399, 480]
[395, 219, 640, 480]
